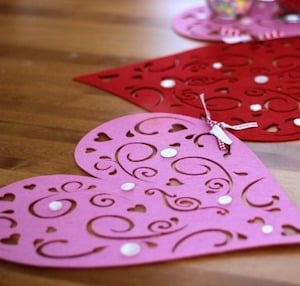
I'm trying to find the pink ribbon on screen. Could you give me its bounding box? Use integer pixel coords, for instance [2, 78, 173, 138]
[199, 93, 258, 151]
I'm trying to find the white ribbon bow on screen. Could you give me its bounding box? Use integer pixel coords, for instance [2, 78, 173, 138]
[199, 93, 258, 150]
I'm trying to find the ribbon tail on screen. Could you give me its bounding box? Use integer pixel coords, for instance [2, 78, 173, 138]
[221, 122, 258, 130]
[210, 125, 233, 145]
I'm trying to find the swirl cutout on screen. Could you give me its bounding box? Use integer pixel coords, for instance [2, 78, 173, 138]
[29, 195, 77, 219]
[172, 157, 211, 176]
[145, 188, 201, 212]
[94, 157, 117, 175]
[61, 181, 84, 192]
[205, 177, 231, 194]
[129, 87, 164, 106]
[172, 89, 201, 109]
[272, 56, 300, 70]
[172, 157, 233, 192]
[0, 216, 17, 228]
[178, 89, 199, 101]
[115, 142, 158, 180]
[90, 193, 115, 208]
[88, 215, 185, 239]
[244, 88, 266, 97]
[242, 178, 280, 209]
[185, 75, 238, 86]
[132, 167, 158, 180]
[264, 96, 298, 112]
[204, 96, 241, 111]
[36, 239, 106, 259]
[88, 215, 134, 239]
[182, 60, 208, 72]
[117, 142, 157, 163]
[148, 217, 184, 233]
[145, 188, 176, 198]
[193, 133, 214, 148]
[172, 228, 233, 252]
[173, 197, 202, 211]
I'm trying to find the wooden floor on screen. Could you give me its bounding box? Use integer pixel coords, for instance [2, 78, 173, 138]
[0, 0, 299, 285]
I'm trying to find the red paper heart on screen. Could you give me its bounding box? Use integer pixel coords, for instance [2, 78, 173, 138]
[74, 37, 300, 142]
[278, 0, 300, 13]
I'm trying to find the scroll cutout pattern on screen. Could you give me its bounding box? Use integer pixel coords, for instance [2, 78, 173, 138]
[172, 1, 300, 42]
[74, 37, 300, 142]
[1, 113, 300, 268]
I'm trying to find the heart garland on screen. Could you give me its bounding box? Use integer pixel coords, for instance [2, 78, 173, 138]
[1, 113, 300, 268]
[74, 36, 300, 142]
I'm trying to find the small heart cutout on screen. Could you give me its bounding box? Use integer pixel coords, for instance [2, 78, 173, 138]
[1, 234, 20, 245]
[85, 148, 96, 154]
[46, 227, 57, 233]
[168, 124, 188, 133]
[0, 193, 15, 202]
[94, 132, 112, 142]
[24, 184, 36, 190]
[166, 178, 183, 187]
[127, 204, 147, 213]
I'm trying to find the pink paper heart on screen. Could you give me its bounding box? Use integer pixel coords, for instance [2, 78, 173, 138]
[1, 113, 299, 268]
[172, 1, 300, 42]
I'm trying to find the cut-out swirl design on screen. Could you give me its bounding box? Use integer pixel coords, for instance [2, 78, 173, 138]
[144, 188, 229, 216]
[115, 142, 158, 181]
[172, 157, 232, 194]
[36, 240, 106, 259]
[145, 188, 201, 212]
[172, 228, 233, 252]
[242, 178, 281, 212]
[88, 215, 185, 239]
[0, 216, 17, 228]
[29, 196, 77, 219]
[90, 193, 115, 208]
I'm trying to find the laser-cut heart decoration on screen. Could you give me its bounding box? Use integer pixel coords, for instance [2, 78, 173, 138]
[172, 1, 300, 42]
[1, 113, 300, 268]
[74, 36, 300, 142]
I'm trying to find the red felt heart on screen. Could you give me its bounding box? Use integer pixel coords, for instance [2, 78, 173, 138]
[74, 37, 300, 142]
[278, 0, 300, 13]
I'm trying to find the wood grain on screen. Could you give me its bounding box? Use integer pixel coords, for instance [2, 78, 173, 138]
[0, 0, 299, 285]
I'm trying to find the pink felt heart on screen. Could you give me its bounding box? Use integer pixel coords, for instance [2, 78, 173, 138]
[74, 37, 300, 142]
[1, 113, 300, 268]
[172, 1, 300, 42]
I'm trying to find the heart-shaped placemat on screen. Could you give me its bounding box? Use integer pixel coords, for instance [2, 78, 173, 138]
[172, 1, 300, 42]
[74, 37, 300, 142]
[1, 113, 300, 268]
